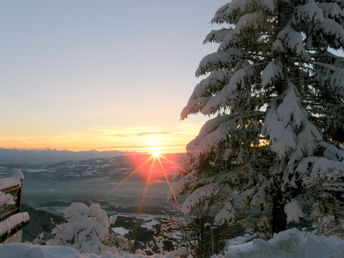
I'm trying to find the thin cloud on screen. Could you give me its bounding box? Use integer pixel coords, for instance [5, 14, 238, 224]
[97, 144, 186, 150]
[112, 131, 174, 137]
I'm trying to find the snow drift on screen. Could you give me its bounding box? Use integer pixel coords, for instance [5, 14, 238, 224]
[219, 228, 344, 258]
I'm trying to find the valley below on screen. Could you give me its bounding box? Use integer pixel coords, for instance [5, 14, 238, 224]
[1, 153, 184, 243]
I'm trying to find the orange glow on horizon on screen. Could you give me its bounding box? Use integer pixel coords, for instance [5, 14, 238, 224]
[124, 150, 174, 185]
[109, 147, 193, 214]
[0, 124, 203, 153]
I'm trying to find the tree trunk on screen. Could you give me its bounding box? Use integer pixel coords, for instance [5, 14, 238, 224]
[272, 191, 287, 233]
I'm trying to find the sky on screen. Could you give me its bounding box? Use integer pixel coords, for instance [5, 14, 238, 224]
[0, 0, 227, 153]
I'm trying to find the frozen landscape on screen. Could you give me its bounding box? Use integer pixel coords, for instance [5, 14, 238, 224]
[1, 0, 344, 257]
[17, 154, 180, 213]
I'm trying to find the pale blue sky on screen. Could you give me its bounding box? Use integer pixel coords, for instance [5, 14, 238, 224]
[0, 0, 227, 151]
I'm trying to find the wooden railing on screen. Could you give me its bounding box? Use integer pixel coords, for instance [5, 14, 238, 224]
[0, 172, 29, 243]
[0, 184, 22, 223]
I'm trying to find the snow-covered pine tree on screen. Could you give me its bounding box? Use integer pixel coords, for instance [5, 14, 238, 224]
[49, 202, 110, 254]
[176, 0, 344, 236]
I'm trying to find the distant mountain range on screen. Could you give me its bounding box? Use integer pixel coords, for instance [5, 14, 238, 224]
[0, 148, 128, 164]
[20, 153, 182, 181]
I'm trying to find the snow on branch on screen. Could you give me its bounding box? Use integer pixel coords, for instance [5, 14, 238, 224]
[180, 96, 210, 120]
[321, 141, 344, 160]
[202, 65, 255, 115]
[212, 2, 231, 24]
[263, 90, 297, 157]
[214, 201, 235, 224]
[195, 48, 243, 77]
[319, 2, 344, 20]
[261, 60, 283, 87]
[234, 12, 264, 35]
[181, 70, 231, 119]
[181, 184, 218, 214]
[298, 157, 344, 186]
[284, 198, 305, 223]
[292, 2, 324, 24]
[264, 82, 322, 159]
[187, 114, 233, 152]
[277, 26, 308, 58]
[315, 63, 344, 97]
[212, 0, 275, 24]
[250, 186, 269, 210]
[212, 0, 253, 24]
[204, 28, 233, 44]
[219, 12, 265, 49]
[319, 18, 344, 47]
[171, 171, 196, 198]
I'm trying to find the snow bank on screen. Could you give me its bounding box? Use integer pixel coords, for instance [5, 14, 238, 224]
[0, 244, 79, 258]
[219, 228, 344, 258]
[0, 244, 156, 258]
[1, 229, 344, 257]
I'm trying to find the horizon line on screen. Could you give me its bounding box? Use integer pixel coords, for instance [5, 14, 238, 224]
[0, 146, 187, 154]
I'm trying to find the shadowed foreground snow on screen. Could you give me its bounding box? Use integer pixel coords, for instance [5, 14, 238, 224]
[0, 229, 344, 258]
[219, 229, 344, 258]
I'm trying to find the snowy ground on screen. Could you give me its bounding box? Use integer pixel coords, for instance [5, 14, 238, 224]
[219, 229, 344, 258]
[111, 227, 130, 236]
[1, 229, 344, 258]
[109, 213, 163, 234]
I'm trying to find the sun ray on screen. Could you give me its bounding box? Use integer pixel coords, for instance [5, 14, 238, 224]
[108, 156, 153, 195]
[107, 145, 221, 212]
[157, 158, 179, 205]
[160, 155, 204, 184]
[137, 158, 155, 213]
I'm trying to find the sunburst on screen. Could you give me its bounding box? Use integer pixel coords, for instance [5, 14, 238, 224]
[110, 146, 217, 214]
[151, 148, 161, 158]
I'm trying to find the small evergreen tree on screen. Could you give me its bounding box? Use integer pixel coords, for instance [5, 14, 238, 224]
[49, 202, 110, 254]
[176, 0, 344, 237]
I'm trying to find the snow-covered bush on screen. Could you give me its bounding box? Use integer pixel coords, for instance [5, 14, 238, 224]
[176, 0, 344, 241]
[49, 202, 110, 254]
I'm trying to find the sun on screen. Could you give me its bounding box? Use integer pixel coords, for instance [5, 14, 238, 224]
[151, 148, 161, 158]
